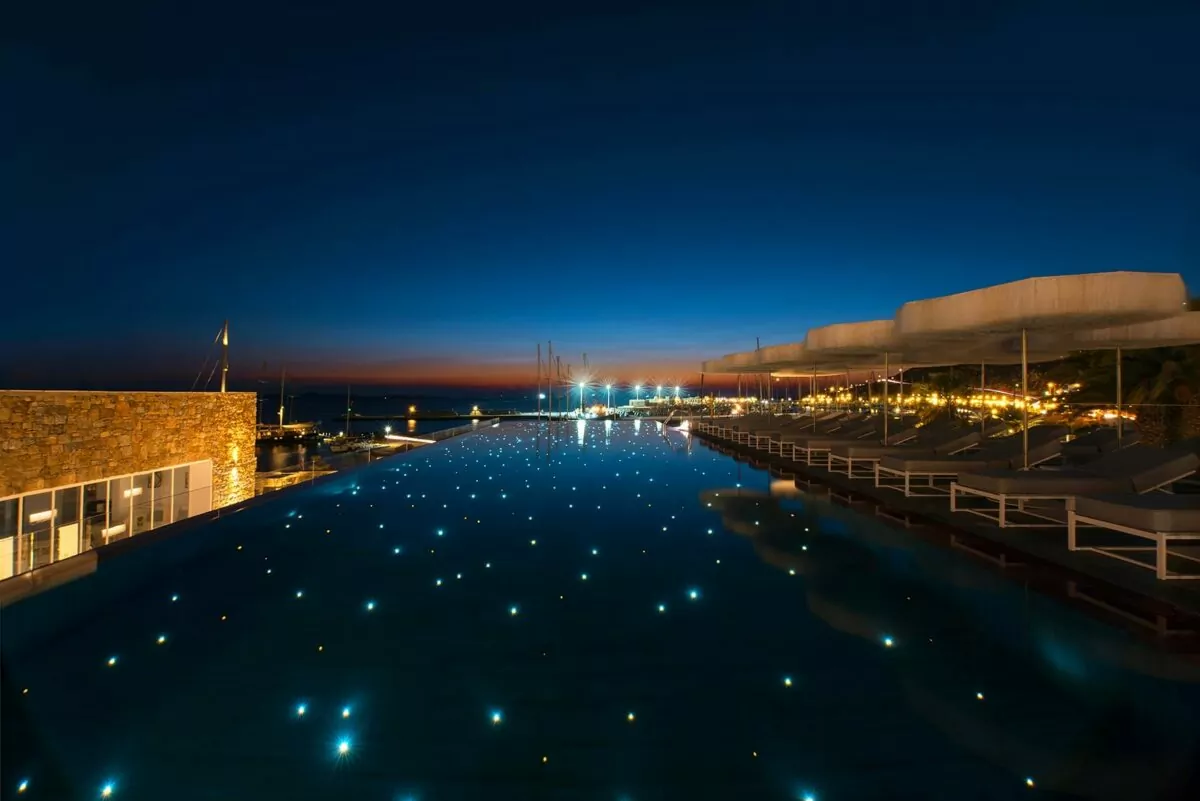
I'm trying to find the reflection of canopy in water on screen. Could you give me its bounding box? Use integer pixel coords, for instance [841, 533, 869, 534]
[700, 489, 821, 573]
[700, 480, 1200, 699]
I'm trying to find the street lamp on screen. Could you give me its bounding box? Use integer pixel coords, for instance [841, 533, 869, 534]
[657, 385, 663, 401]
[579, 382, 586, 415]
[384, 425, 391, 435]
[674, 385, 680, 398]
[606, 383, 612, 410]
[634, 385, 642, 402]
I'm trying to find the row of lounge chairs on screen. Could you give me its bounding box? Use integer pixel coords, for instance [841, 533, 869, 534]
[697, 413, 1200, 580]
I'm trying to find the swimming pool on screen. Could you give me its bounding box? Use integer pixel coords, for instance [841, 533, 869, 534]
[3, 420, 1199, 800]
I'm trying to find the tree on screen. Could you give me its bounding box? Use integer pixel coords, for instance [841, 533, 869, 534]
[1050, 345, 1200, 447]
[910, 367, 975, 424]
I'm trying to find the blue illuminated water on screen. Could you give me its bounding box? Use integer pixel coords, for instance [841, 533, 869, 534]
[3, 421, 1199, 800]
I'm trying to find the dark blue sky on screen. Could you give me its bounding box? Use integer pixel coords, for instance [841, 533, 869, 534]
[3, 0, 1198, 389]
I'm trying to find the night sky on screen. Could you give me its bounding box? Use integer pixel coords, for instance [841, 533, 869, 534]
[3, 1, 1198, 391]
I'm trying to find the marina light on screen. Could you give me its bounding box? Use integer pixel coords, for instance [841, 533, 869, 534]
[342, 706, 351, 718]
[100, 782, 115, 798]
[337, 738, 351, 756]
[296, 703, 307, 717]
[384, 425, 391, 435]
[17, 779, 29, 793]
[491, 710, 503, 725]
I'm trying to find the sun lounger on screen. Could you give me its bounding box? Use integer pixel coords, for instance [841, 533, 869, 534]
[875, 426, 1067, 497]
[950, 440, 1200, 528]
[773, 418, 882, 461]
[750, 413, 863, 450]
[733, 415, 810, 444]
[712, 414, 774, 440]
[1068, 494, 1200, 580]
[1062, 427, 1141, 462]
[825, 421, 985, 479]
[735, 412, 846, 445]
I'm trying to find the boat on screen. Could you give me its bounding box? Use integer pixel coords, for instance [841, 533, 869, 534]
[326, 386, 357, 452]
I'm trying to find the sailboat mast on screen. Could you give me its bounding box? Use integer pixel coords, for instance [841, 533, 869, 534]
[220, 320, 229, 393]
[345, 385, 351, 436]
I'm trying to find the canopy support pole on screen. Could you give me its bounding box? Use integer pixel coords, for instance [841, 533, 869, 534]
[1022, 328, 1029, 469]
[980, 361, 986, 436]
[1116, 346, 1123, 446]
[883, 351, 889, 442]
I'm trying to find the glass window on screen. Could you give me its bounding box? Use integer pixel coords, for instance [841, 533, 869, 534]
[1, 498, 18, 580]
[54, 486, 82, 561]
[174, 465, 191, 522]
[1, 498, 16, 540]
[22, 491, 53, 571]
[131, 472, 153, 535]
[83, 482, 108, 551]
[108, 477, 132, 542]
[55, 486, 80, 525]
[152, 469, 172, 529]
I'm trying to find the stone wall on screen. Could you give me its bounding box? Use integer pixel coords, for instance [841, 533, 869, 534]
[0, 391, 256, 507]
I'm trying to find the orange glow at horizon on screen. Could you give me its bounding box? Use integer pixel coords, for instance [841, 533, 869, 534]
[271, 357, 719, 388]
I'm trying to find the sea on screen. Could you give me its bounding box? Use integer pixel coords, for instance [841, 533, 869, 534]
[255, 389, 550, 472]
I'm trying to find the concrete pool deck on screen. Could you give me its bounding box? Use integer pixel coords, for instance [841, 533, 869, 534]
[692, 426, 1200, 643]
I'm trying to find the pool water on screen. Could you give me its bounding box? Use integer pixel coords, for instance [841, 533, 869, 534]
[3, 421, 1199, 800]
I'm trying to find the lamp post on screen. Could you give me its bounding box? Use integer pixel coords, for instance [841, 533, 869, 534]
[606, 384, 612, 410]
[634, 385, 641, 402]
[579, 382, 586, 415]
[657, 385, 663, 402]
[674, 385, 680, 403]
[384, 425, 391, 436]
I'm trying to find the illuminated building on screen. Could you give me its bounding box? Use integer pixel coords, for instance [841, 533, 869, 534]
[0, 391, 256, 583]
